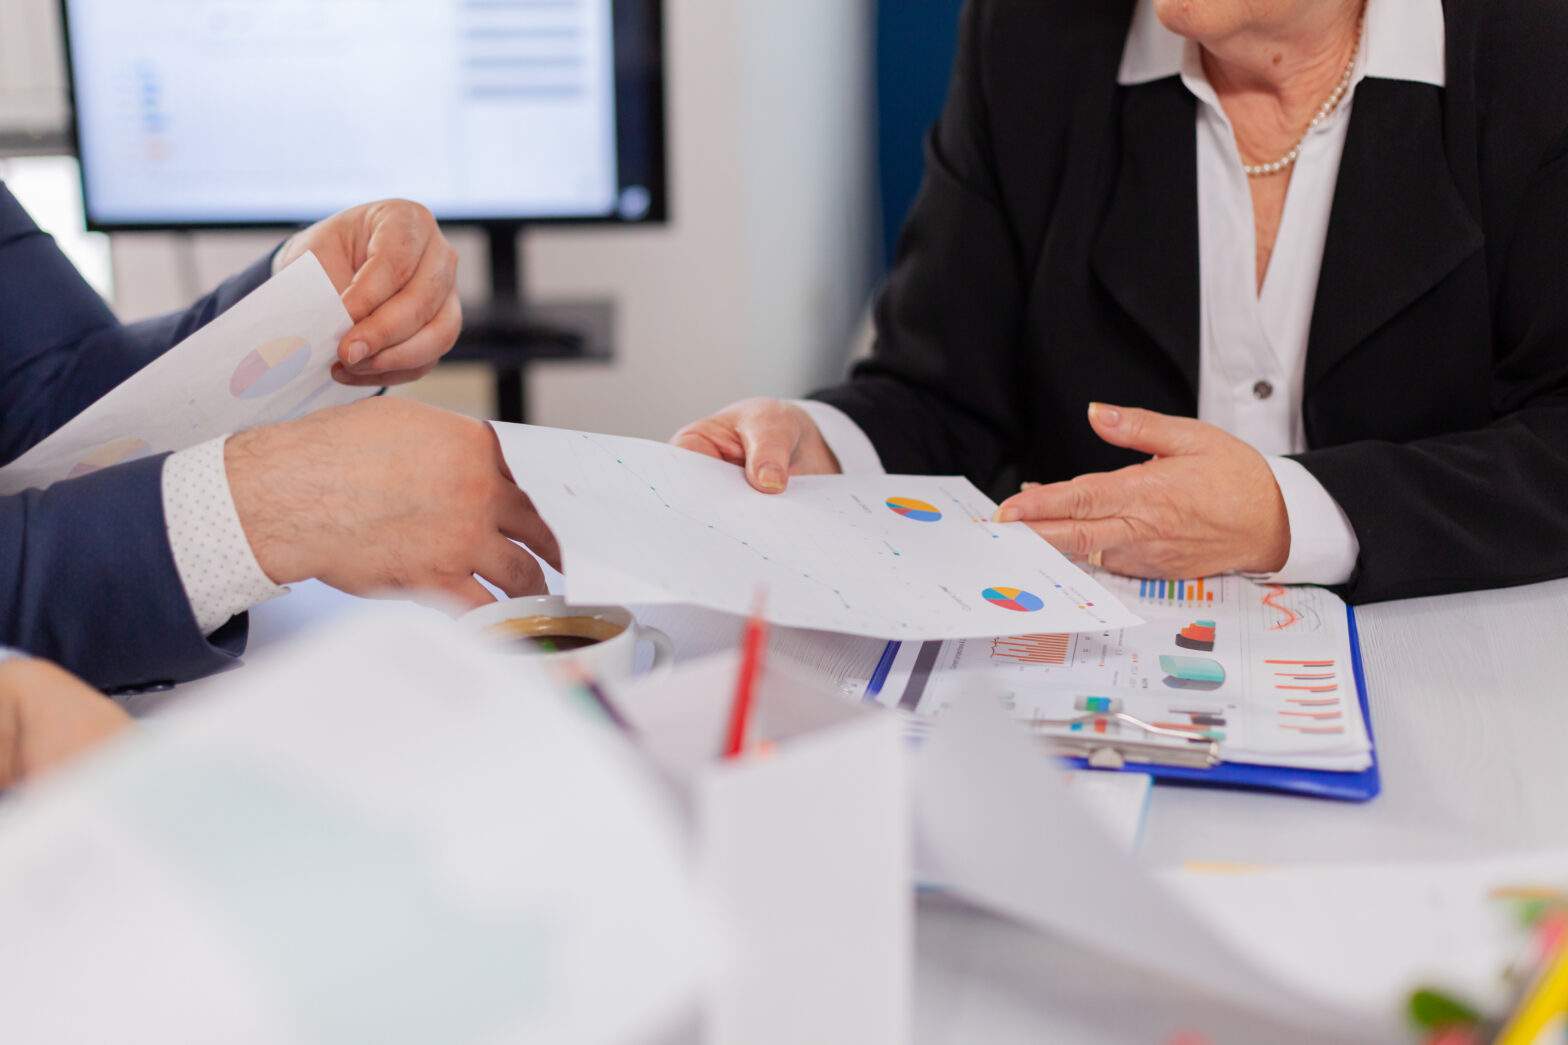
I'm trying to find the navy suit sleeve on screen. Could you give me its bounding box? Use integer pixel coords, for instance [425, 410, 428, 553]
[0, 185, 274, 462]
[0, 184, 276, 688]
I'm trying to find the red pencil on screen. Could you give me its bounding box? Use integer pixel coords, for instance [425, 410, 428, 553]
[723, 596, 768, 759]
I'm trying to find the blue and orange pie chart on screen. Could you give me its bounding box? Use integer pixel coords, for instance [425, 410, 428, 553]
[886, 496, 943, 522]
[982, 586, 1045, 612]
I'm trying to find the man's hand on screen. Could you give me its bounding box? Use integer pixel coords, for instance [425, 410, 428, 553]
[995, 403, 1290, 578]
[226, 397, 562, 611]
[671, 398, 841, 493]
[274, 200, 461, 388]
[0, 657, 132, 789]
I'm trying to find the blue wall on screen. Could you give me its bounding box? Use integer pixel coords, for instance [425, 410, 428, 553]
[874, 1, 963, 268]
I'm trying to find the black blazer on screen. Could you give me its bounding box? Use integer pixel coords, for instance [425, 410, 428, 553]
[816, 0, 1568, 604]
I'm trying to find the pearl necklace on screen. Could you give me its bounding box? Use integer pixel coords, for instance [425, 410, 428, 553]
[1241, 18, 1364, 178]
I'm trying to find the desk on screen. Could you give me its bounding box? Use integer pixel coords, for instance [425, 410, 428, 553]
[167, 576, 1568, 1043]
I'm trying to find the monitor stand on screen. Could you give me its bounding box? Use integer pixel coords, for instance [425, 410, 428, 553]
[448, 222, 592, 423]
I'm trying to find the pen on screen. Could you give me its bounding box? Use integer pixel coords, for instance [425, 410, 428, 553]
[723, 593, 768, 760]
[563, 664, 635, 736]
[1496, 910, 1568, 1045]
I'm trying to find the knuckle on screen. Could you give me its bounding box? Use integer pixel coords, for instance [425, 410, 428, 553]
[1066, 479, 1095, 518]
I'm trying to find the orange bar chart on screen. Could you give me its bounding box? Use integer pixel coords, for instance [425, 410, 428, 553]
[991, 633, 1072, 666]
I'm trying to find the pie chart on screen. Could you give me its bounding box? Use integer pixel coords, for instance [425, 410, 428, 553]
[982, 586, 1045, 613]
[68, 436, 151, 479]
[886, 496, 942, 522]
[230, 336, 310, 399]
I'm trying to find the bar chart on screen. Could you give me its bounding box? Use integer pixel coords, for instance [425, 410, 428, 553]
[1137, 577, 1221, 608]
[990, 633, 1074, 666]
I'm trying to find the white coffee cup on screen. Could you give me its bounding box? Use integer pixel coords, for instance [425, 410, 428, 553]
[459, 595, 673, 680]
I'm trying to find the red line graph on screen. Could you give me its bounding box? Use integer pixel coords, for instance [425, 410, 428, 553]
[1285, 697, 1341, 706]
[1264, 659, 1336, 667]
[1276, 684, 1339, 693]
[1262, 585, 1301, 630]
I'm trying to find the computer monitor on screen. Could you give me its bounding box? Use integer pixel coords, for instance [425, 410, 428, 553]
[59, 0, 666, 231]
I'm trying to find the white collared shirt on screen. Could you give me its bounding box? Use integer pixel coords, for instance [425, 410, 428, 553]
[807, 0, 1446, 586]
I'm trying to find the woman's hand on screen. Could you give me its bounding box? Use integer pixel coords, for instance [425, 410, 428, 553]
[671, 398, 841, 493]
[275, 199, 462, 388]
[996, 403, 1290, 578]
[0, 657, 132, 789]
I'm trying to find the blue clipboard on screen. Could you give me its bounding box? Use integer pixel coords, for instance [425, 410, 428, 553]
[865, 606, 1380, 803]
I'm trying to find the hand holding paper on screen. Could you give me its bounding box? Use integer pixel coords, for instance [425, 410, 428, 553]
[0, 253, 370, 496]
[274, 200, 462, 387]
[226, 398, 560, 609]
[493, 422, 1138, 639]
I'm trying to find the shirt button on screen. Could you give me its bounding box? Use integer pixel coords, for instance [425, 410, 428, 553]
[1252, 380, 1274, 401]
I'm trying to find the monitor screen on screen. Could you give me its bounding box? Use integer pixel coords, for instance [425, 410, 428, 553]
[60, 0, 666, 229]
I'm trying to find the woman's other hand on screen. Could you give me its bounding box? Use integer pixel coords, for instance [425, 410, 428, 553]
[996, 403, 1290, 578]
[671, 398, 842, 494]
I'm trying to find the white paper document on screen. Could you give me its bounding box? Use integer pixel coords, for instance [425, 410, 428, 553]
[0, 252, 371, 494]
[0, 605, 701, 1044]
[613, 652, 909, 1045]
[493, 423, 1140, 640]
[914, 694, 1371, 1039]
[1163, 853, 1568, 1020]
[876, 571, 1372, 771]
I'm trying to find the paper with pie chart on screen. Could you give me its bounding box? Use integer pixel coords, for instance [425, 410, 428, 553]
[0, 252, 371, 495]
[873, 571, 1371, 771]
[492, 423, 1141, 641]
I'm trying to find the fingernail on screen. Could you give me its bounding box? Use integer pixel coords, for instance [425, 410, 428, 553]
[1089, 402, 1121, 426]
[994, 507, 1020, 523]
[756, 465, 786, 492]
[344, 340, 370, 366]
[1020, 481, 1041, 490]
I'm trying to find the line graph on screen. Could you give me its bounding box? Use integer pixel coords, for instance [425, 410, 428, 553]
[572, 432, 858, 611]
[1262, 585, 1300, 629]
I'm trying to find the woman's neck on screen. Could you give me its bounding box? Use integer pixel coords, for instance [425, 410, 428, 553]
[1200, 1, 1363, 119]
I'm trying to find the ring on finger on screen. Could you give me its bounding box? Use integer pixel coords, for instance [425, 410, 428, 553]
[1088, 549, 1104, 569]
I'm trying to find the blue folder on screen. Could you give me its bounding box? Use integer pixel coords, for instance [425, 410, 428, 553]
[865, 606, 1380, 803]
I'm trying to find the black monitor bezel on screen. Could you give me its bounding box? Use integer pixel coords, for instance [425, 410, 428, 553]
[57, 0, 668, 233]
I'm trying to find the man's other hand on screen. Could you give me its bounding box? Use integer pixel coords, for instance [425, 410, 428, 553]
[226, 398, 562, 612]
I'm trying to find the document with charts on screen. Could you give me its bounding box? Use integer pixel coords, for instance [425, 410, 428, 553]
[492, 423, 1140, 641]
[873, 571, 1371, 770]
[0, 253, 371, 495]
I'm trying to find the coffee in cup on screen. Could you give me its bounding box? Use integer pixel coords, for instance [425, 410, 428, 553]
[483, 614, 625, 654]
[459, 595, 674, 681]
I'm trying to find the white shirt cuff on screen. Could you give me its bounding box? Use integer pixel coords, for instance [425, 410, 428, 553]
[1259, 457, 1360, 586]
[161, 437, 289, 636]
[794, 400, 885, 475]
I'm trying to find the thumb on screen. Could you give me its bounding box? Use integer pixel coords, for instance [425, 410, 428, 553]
[735, 411, 799, 494]
[1087, 402, 1213, 457]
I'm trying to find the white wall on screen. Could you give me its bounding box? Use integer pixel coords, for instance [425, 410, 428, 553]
[0, 0, 69, 141]
[29, 0, 878, 441]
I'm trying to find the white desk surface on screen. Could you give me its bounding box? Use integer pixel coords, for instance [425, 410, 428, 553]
[166, 576, 1568, 1043]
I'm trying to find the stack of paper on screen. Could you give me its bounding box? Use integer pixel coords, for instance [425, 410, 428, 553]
[874, 571, 1372, 771]
[492, 423, 1139, 640]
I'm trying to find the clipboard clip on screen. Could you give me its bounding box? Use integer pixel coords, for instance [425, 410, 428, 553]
[1038, 731, 1222, 770]
[1026, 696, 1224, 770]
